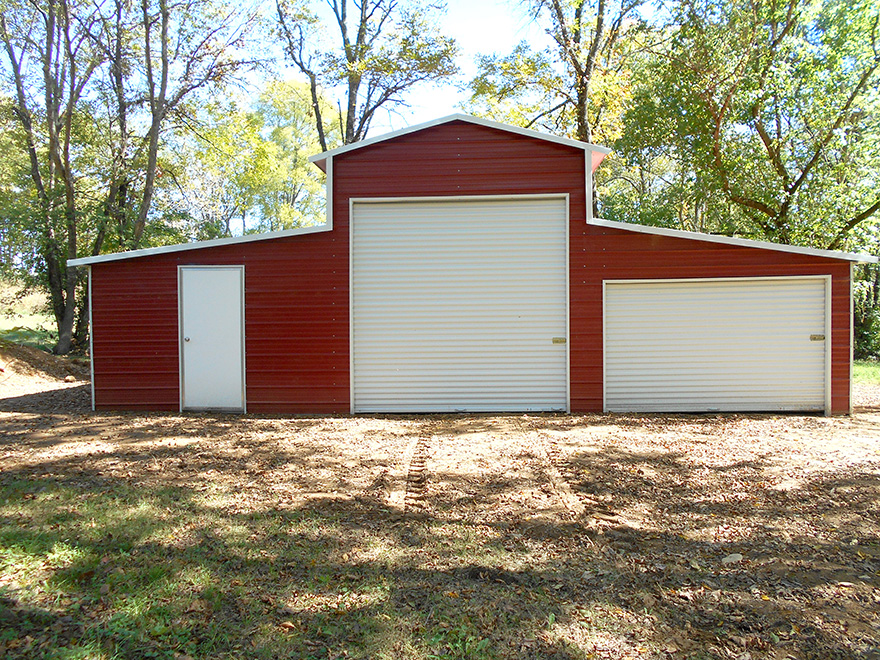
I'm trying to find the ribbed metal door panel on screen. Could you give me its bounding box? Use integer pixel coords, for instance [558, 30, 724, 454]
[352, 197, 568, 412]
[604, 278, 827, 413]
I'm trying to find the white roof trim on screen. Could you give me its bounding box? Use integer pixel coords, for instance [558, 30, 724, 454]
[67, 223, 332, 266]
[308, 113, 611, 170]
[590, 217, 878, 263]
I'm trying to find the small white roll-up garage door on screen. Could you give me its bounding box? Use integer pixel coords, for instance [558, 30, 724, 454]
[351, 196, 568, 413]
[604, 277, 830, 413]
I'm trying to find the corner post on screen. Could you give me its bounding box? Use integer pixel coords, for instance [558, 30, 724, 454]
[584, 151, 593, 222]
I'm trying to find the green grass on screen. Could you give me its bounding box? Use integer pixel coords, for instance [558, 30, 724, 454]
[0, 475, 532, 660]
[854, 359, 880, 383]
[0, 279, 56, 351]
[0, 324, 57, 352]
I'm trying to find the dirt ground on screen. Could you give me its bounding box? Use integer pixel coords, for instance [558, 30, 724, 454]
[1, 342, 879, 659]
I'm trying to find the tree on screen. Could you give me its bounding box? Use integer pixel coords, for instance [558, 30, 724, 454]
[466, 0, 650, 214]
[0, 0, 104, 354]
[629, 0, 880, 248]
[275, 0, 458, 150]
[0, 0, 259, 353]
[250, 80, 335, 229]
[596, 44, 743, 233]
[467, 0, 650, 144]
[88, 0, 260, 251]
[178, 81, 334, 237]
[0, 96, 42, 279]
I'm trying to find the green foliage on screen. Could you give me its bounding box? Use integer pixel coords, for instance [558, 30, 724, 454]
[605, 0, 880, 250]
[467, 43, 570, 134]
[854, 263, 880, 359]
[428, 624, 492, 659]
[0, 0, 262, 353]
[0, 99, 40, 280]
[465, 1, 648, 145]
[177, 80, 330, 236]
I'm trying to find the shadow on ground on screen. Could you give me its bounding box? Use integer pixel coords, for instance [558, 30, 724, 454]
[1, 397, 879, 659]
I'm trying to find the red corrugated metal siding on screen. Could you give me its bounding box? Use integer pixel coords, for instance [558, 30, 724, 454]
[90, 119, 853, 414]
[336, 120, 852, 414]
[575, 225, 852, 414]
[332, 122, 588, 201]
[91, 232, 349, 413]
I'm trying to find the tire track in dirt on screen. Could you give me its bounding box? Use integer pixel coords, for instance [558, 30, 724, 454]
[527, 421, 620, 528]
[532, 430, 586, 520]
[403, 434, 432, 513]
[386, 420, 441, 515]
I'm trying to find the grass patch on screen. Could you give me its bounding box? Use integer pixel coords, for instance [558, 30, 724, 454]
[0, 473, 589, 660]
[0, 324, 57, 352]
[854, 359, 880, 383]
[0, 280, 55, 351]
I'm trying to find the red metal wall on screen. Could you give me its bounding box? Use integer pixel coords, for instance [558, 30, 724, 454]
[572, 226, 852, 414]
[90, 119, 853, 414]
[90, 230, 349, 413]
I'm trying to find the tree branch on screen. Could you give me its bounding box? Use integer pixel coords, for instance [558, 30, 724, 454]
[826, 199, 880, 251]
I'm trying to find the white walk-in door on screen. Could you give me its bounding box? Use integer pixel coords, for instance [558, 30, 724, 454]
[179, 265, 245, 411]
[351, 196, 568, 413]
[604, 277, 829, 413]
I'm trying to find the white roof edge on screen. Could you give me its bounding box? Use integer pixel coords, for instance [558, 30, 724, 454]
[308, 113, 612, 165]
[590, 217, 878, 263]
[67, 223, 332, 266]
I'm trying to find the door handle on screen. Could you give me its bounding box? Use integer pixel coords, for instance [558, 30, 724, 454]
[184, 336, 191, 342]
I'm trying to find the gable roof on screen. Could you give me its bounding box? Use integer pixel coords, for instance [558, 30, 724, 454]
[66, 114, 875, 267]
[308, 113, 612, 173]
[590, 218, 877, 263]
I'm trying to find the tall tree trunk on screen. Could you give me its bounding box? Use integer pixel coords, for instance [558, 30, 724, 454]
[133, 0, 170, 248]
[73, 278, 89, 349]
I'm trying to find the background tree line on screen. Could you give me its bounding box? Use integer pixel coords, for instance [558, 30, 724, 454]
[2, 0, 879, 355]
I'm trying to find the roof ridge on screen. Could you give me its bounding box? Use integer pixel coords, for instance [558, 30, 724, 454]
[307, 113, 611, 171]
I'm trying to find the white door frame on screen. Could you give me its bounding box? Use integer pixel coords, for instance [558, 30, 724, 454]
[602, 275, 832, 415]
[178, 265, 247, 412]
[349, 193, 571, 413]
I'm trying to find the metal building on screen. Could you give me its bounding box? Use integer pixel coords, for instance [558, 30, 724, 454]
[70, 115, 874, 414]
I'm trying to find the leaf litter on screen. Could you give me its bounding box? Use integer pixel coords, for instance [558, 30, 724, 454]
[1, 346, 879, 658]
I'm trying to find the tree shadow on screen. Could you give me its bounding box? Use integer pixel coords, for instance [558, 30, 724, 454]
[0, 384, 91, 413]
[1, 408, 878, 659]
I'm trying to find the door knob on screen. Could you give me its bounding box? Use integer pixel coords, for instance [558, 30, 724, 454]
[184, 336, 191, 342]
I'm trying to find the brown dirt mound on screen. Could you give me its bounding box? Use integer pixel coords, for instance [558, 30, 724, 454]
[0, 339, 90, 382]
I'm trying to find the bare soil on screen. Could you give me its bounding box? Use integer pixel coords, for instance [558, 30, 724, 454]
[1, 343, 879, 659]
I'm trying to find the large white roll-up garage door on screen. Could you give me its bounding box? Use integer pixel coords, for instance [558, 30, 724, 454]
[351, 196, 568, 413]
[604, 277, 829, 413]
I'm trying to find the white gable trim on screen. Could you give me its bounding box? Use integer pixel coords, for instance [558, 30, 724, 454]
[590, 217, 877, 263]
[308, 113, 611, 172]
[67, 222, 333, 267]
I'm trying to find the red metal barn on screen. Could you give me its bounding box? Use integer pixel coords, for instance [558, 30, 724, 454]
[70, 115, 875, 415]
